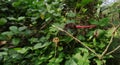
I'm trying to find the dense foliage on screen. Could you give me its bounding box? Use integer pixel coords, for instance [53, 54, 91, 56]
[0, 0, 120, 65]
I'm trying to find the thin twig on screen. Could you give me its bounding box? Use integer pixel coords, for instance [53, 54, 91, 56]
[52, 25, 99, 57]
[40, 21, 51, 29]
[106, 45, 120, 55]
[100, 34, 114, 59]
[100, 24, 120, 59]
[54, 46, 57, 57]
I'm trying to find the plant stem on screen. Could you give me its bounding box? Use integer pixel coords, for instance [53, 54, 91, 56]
[100, 24, 120, 59]
[106, 45, 120, 55]
[100, 34, 114, 59]
[52, 25, 99, 58]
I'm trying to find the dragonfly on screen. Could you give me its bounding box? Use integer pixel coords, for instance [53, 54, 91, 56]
[64, 23, 96, 29]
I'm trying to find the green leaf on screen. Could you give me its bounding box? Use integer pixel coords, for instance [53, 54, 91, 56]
[19, 26, 27, 31]
[14, 48, 28, 54]
[106, 28, 116, 37]
[29, 38, 39, 44]
[49, 26, 58, 32]
[58, 46, 63, 51]
[89, 19, 99, 25]
[23, 30, 32, 36]
[12, 2, 20, 7]
[11, 54, 20, 59]
[76, 3, 81, 8]
[66, 19, 76, 23]
[1, 31, 13, 36]
[89, 18, 109, 26]
[17, 17, 25, 21]
[65, 58, 77, 65]
[81, 0, 93, 6]
[0, 52, 7, 56]
[73, 52, 82, 61]
[73, 48, 90, 65]
[34, 43, 42, 49]
[77, 35, 85, 40]
[9, 26, 19, 34]
[93, 38, 97, 46]
[81, 8, 87, 13]
[7, 17, 16, 21]
[1, 31, 13, 39]
[98, 42, 106, 49]
[99, 18, 109, 26]
[0, 35, 7, 40]
[61, 36, 73, 43]
[55, 58, 63, 63]
[45, 17, 51, 21]
[12, 38, 20, 46]
[53, 13, 61, 16]
[97, 29, 106, 38]
[48, 57, 63, 65]
[66, 11, 76, 17]
[94, 59, 103, 65]
[0, 18, 7, 26]
[34, 42, 50, 49]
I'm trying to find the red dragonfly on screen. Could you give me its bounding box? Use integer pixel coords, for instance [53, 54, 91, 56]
[76, 25, 96, 29]
[64, 23, 96, 29]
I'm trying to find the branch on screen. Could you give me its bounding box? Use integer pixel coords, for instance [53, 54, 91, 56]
[40, 21, 51, 30]
[106, 45, 120, 55]
[100, 33, 114, 59]
[100, 24, 120, 58]
[52, 25, 99, 57]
